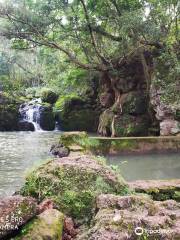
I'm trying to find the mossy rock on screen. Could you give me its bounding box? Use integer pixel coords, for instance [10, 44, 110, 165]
[0, 196, 38, 239]
[61, 109, 99, 132]
[21, 155, 128, 221]
[39, 106, 55, 131]
[55, 95, 100, 132]
[122, 91, 148, 115]
[14, 209, 64, 240]
[41, 90, 58, 104]
[114, 114, 150, 137]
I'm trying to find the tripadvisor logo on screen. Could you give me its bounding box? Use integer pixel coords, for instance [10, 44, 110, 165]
[135, 227, 144, 236]
[134, 227, 172, 236]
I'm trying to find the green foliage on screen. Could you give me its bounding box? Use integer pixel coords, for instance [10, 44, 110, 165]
[153, 47, 180, 107]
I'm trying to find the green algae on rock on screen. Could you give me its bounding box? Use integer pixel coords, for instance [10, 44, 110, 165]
[14, 209, 64, 240]
[20, 154, 128, 221]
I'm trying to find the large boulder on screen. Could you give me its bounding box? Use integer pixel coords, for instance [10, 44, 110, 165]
[41, 90, 58, 104]
[77, 194, 180, 240]
[50, 143, 70, 158]
[56, 96, 100, 132]
[0, 196, 38, 239]
[18, 121, 35, 131]
[14, 209, 64, 240]
[39, 105, 55, 131]
[21, 154, 127, 220]
[160, 119, 180, 136]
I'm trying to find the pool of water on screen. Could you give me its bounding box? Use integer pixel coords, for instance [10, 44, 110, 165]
[107, 152, 180, 181]
[0, 131, 61, 198]
[0, 132, 179, 198]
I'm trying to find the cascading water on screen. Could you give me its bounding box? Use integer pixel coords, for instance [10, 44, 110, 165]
[19, 98, 42, 131]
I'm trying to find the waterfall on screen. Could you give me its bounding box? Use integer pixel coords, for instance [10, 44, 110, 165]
[19, 98, 42, 131]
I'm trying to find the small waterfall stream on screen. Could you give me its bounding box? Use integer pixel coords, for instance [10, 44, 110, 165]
[19, 98, 60, 131]
[19, 98, 43, 131]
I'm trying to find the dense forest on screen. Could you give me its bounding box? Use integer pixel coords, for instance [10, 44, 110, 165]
[0, 1, 180, 240]
[0, 0, 179, 136]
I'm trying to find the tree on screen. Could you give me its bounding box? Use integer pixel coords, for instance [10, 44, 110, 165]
[0, 0, 179, 134]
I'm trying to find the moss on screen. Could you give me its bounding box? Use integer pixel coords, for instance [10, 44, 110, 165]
[14, 210, 64, 240]
[122, 91, 148, 115]
[21, 156, 127, 221]
[41, 89, 58, 104]
[55, 94, 99, 132]
[114, 114, 150, 137]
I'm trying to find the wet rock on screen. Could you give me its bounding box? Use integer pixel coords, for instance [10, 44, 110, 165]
[39, 105, 55, 131]
[18, 121, 35, 131]
[21, 154, 127, 220]
[76, 194, 180, 240]
[50, 144, 70, 158]
[129, 179, 180, 201]
[0, 196, 38, 239]
[14, 209, 64, 240]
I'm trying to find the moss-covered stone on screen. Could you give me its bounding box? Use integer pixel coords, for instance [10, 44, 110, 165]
[122, 91, 148, 115]
[113, 114, 150, 137]
[14, 209, 64, 240]
[55, 95, 100, 132]
[129, 180, 180, 202]
[41, 89, 58, 104]
[39, 105, 55, 131]
[20, 155, 128, 221]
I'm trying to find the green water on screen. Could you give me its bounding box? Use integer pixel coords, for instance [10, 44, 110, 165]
[107, 152, 180, 181]
[0, 132, 179, 198]
[0, 131, 61, 197]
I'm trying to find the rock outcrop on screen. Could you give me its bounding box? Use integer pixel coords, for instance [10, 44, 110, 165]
[129, 179, 180, 201]
[0, 196, 38, 239]
[77, 194, 180, 240]
[150, 87, 180, 136]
